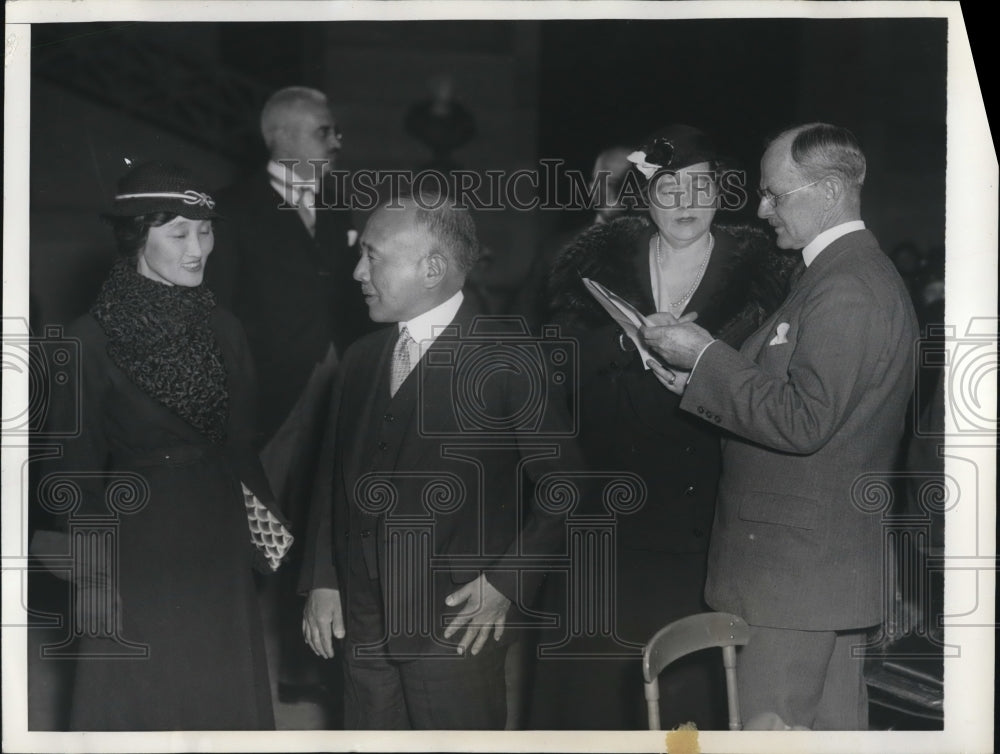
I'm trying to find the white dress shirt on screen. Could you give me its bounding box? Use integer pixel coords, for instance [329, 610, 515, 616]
[802, 220, 866, 267]
[396, 290, 465, 379]
[689, 220, 867, 379]
[267, 160, 319, 227]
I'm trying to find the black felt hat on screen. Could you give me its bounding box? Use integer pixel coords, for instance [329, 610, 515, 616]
[104, 161, 218, 219]
[628, 125, 723, 181]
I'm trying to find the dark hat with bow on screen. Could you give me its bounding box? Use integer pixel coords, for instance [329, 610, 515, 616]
[104, 160, 218, 219]
[627, 124, 723, 182]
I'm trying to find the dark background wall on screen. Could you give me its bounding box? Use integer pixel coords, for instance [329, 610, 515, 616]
[537, 18, 946, 244]
[29, 18, 946, 326]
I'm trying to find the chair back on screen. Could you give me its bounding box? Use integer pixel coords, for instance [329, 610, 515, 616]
[642, 612, 750, 731]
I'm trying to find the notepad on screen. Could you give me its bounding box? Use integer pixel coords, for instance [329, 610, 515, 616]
[580, 276, 658, 370]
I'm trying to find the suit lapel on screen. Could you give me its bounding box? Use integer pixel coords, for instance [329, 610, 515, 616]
[342, 329, 396, 484]
[388, 300, 480, 475]
[252, 172, 330, 265]
[622, 229, 738, 429]
[632, 230, 656, 314]
[635, 227, 737, 320]
[740, 230, 868, 361]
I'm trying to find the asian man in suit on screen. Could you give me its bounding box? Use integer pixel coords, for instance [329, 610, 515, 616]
[639, 123, 919, 730]
[298, 192, 585, 729]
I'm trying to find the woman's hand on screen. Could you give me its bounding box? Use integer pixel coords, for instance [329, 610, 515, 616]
[646, 359, 690, 394]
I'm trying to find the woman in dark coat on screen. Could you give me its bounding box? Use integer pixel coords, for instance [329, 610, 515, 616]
[43, 162, 292, 730]
[528, 126, 796, 730]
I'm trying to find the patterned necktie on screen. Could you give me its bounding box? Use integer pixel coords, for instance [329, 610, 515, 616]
[390, 326, 414, 397]
[295, 186, 316, 238]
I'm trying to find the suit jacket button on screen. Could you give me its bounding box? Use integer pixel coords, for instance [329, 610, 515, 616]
[684, 445, 695, 455]
[714, 416, 722, 424]
[384, 413, 395, 423]
[697, 406, 705, 414]
[361, 529, 372, 538]
[377, 440, 388, 450]
[684, 485, 696, 496]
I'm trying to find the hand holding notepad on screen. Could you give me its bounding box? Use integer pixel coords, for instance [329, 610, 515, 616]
[580, 277, 659, 370]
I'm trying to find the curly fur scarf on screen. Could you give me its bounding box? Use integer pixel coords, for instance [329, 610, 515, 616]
[91, 260, 229, 444]
[546, 216, 799, 346]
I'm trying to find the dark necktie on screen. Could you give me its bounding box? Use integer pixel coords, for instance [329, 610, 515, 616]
[788, 259, 807, 290]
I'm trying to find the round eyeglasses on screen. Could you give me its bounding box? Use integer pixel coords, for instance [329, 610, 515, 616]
[757, 178, 822, 207]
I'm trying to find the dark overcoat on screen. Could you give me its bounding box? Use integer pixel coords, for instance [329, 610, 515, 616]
[528, 216, 795, 729]
[47, 308, 283, 730]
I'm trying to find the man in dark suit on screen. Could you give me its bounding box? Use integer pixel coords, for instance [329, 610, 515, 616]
[639, 123, 919, 729]
[299, 192, 583, 729]
[204, 86, 372, 712]
[206, 86, 371, 485]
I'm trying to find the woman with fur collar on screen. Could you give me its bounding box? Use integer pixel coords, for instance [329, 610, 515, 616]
[528, 125, 797, 730]
[42, 161, 291, 730]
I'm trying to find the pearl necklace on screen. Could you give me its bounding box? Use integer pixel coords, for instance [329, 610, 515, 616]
[656, 232, 714, 309]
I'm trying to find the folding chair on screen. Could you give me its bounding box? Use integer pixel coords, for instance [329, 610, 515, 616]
[641, 612, 750, 731]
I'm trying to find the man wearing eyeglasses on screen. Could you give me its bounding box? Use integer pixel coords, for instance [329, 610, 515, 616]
[205, 86, 373, 713]
[638, 123, 918, 730]
[207, 87, 371, 456]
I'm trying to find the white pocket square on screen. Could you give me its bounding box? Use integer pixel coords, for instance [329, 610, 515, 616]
[768, 322, 790, 346]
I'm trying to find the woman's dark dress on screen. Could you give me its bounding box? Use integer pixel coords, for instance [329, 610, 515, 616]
[528, 216, 794, 730]
[49, 306, 277, 730]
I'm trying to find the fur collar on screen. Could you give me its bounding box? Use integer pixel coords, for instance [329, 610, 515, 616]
[92, 260, 230, 443]
[546, 216, 797, 344]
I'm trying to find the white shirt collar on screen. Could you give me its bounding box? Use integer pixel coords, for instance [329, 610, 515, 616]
[802, 220, 866, 266]
[267, 159, 320, 200]
[399, 290, 464, 358]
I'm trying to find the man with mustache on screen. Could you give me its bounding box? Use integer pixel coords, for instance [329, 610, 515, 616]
[639, 123, 918, 730]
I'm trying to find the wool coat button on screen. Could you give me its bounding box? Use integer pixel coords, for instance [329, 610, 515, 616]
[377, 441, 388, 450]
[684, 485, 696, 496]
